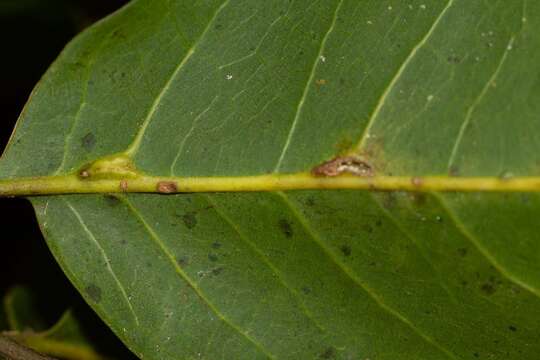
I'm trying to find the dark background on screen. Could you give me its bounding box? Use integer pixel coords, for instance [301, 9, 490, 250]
[0, 1, 136, 357]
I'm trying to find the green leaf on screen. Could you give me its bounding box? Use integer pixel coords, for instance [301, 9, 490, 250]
[2, 0, 540, 359]
[2, 286, 135, 359]
[4, 286, 49, 332]
[8, 310, 108, 360]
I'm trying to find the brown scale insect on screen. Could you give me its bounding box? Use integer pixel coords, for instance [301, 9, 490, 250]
[311, 156, 374, 177]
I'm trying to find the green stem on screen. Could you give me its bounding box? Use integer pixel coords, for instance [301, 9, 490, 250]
[0, 173, 539, 197]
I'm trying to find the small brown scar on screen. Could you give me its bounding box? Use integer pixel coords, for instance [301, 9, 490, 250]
[157, 181, 178, 194]
[120, 180, 128, 192]
[312, 156, 374, 177]
[411, 177, 423, 187]
[79, 169, 90, 179]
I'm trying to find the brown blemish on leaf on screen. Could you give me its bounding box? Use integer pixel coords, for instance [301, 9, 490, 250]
[312, 156, 374, 177]
[340, 245, 352, 257]
[157, 181, 177, 193]
[381, 192, 397, 209]
[79, 169, 90, 179]
[81, 132, 96, 151]
[278, 219, 293, 238]
[212, 267, 224, 276]
[315, 79, 327, 86]
[301, 286, 312, 295]
[182, 212, 197, 229]
[120, 180, 128, 192]
[104, 194, 121, 206]
[409, 192, 427, 206]
[411, 177, 423, 187]
[481, 283, 496, 295]
[85, 284, 102, 303]
[177, 256, 190, 266]
[449, 166, 460, 176]
[320, 347, 336, 359]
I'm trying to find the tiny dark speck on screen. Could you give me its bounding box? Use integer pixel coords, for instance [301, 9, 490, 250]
[457, 248, 468, 257]
[320, 347, 336, 359]
[340, 245, 351, 257]
[212, 267, 224, 276]
[104, 194, 120, 206]
[177, 256, 190, 267]
[85, 284, 102, 303]
[481, 283, 496, 295]
[81, 132, 96, 151]
[208, 253, 218, 262]
[182, 212, 197, 229]
[212, 241, 222, 249]
[278, 219, 293, 238]
[508, 325, 517, 332]
[473, 353, 479, 358]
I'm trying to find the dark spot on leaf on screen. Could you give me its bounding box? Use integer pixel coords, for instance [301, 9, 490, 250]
[208, 253, 218, 262]
[212, 241, 222, 249]
[215, 23, 222, 30]
[381, 192, 396, 209]
[481, 283, 496, 295]
[112, 29, 127, 39]
[508, 325, 517, 332]
[104, 194, 120, 206]
[449, 166, 460, 176]
[278, 219, 293, 238]
[340, 245, 351, 257]
[177, 256, 190, 267]
[474, 353, 479, 358]
[375, 219, 383, 227]
[182, 212, 197, 229]
[301, 286, 312, 295]
[457, 248, 468, 257]
[320, 347, 336, 359]
[447, 54, 461, 64]
[81, 132, 96, 151]
[212, 267, 224, 276]
[410, 192, 427, 206]
[85, 284, 102, 303]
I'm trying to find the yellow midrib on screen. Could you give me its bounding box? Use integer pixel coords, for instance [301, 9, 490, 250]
[1, 172, 540, 197]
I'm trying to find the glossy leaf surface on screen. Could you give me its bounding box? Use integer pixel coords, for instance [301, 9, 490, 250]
[1, 1, 540, 359]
